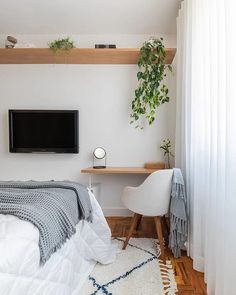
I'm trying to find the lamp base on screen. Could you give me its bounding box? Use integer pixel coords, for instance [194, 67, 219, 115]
[93, 166, 106, 169]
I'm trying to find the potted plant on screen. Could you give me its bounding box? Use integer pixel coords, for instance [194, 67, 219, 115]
[160, 139, 174, 169]
[48, 37, 75, 53]
[130, 38, 172, 128]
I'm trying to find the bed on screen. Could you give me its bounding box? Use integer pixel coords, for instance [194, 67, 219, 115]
[0, 189, 116, 295]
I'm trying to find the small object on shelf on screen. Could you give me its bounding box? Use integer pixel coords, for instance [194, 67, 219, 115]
[95, 44, 116, 48]
[93, 147, 106, 169]
[5, 36, 17, 48]
[144, 162, 165, 170]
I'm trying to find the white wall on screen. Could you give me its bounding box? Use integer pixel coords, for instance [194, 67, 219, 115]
[0, 34, 176, 215]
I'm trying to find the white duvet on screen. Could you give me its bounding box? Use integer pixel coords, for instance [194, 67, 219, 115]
[0, 190, 116, 295]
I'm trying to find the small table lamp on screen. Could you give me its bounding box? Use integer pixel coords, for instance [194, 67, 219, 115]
[93, 147, 106, 169]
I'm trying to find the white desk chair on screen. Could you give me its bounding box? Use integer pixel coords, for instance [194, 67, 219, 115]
[121, 169, 173, 262]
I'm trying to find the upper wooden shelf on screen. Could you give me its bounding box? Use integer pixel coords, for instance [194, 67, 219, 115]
[0, 48, 176, 65]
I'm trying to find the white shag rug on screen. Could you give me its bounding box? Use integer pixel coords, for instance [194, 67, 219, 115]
[80, 238, 177, 295]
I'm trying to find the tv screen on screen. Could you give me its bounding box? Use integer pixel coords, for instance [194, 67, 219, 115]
[9, 110, 79, 153]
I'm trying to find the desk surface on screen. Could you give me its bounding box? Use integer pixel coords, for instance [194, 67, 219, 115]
[81, 167, 163, 174]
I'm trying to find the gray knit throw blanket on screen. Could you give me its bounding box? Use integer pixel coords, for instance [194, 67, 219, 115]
[169, 169, 188, 258]
[0, 181, 92, 264]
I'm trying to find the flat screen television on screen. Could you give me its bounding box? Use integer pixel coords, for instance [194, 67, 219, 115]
[9, 110, 79, 153]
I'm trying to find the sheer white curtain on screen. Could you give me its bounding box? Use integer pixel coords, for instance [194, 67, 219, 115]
[176, 0, 236, 294]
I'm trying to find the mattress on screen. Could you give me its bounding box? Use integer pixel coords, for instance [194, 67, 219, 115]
[0, 190, 116, 295]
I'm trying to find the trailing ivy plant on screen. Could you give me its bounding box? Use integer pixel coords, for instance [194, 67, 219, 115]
[130, 38, 172, 128]
[48, 37, 75, 53]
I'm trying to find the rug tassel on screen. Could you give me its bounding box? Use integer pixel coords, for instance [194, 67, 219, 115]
[159, 260, 178, 295]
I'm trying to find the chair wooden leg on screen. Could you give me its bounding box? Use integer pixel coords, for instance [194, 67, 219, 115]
[154, 216, 166, 263]
[123, 213, 141, 250]
[135, 214, 142, 231]
[162, 215, 170, 235]
[161, 216, 170, 246]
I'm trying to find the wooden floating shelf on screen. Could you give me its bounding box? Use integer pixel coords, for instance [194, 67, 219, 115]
[0, 48, 176, 65]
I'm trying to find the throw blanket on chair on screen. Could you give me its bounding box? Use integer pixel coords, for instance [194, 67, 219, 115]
[0, 181, 92, 264]
[169, 169, 188, 258]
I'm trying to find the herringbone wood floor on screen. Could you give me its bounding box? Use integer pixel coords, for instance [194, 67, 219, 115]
[106, 217, 207, 295]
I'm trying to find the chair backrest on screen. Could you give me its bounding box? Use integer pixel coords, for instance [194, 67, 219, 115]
[123, 169, 173, 216]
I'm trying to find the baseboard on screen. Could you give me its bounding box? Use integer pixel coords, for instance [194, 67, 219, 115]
[102, 207, 133, 217]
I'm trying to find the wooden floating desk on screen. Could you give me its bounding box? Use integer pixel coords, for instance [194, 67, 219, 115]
[81, 167, 162, 175]
[81, 167, 163, 189]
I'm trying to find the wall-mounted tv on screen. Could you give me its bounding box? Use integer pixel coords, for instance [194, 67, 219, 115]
[9, 110, 79, 153]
